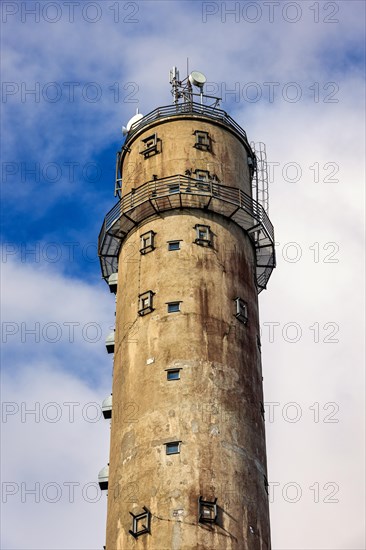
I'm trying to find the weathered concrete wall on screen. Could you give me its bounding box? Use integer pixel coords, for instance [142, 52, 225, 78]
[121, 117, 253, 196]
[105, 117, 270, 550]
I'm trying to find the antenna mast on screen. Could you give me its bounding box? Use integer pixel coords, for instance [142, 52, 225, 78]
[169, 65, 221, 108]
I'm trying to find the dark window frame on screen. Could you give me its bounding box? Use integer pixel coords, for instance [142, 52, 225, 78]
[193, 130, 211, 151]
[167, 301, 181, 313]
[198, 496, 218, 524]
[165, 441, 181, 455]
[140, 133, 159, 159]
[140, 230, 156, 255]
[194, 169, 211, 192]
[194, 224, 212, 247]
[166, 369, 181, 381]
[234, 297, 248, 324]
[138, 291, 155, 316]
[167, 240, 181, 251]
[129, 507, 151, 538]
[168, 183, 180, 194]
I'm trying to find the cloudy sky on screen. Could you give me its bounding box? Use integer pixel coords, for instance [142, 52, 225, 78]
[1, 1, 365, 549]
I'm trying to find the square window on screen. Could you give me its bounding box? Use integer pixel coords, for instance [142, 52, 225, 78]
[129, 507, 151, 538]
[140, 133, 158, 158]
[194, 131, 211, 151]
[140, 230, 155, 254]
[168, 184, 180, 194]
[194, 170, 210, 192]
[235, 297, 248, 324]
[166, 442, 180, 455]
[198, 497, 218, 524]
[167, 369, 180, 381]
[138, 291, 154, 316]
[145, 138, 155, 148]
[168, 241, 180, 251]
[167, 302, 181, 313]
[194, 224, 211, 246]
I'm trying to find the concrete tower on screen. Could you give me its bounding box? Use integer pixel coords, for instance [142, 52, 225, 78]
[98, 68, 275, 550]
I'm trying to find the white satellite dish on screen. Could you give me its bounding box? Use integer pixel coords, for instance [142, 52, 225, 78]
[189, 71, 206, 88]
[122, 111, 144, 135]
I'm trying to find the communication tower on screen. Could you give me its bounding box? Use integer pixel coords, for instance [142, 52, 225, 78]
[98, 66, 275, 549]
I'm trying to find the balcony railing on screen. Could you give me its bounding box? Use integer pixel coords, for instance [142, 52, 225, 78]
[124, 102, 250, 147]
[98, 175, 275, 293]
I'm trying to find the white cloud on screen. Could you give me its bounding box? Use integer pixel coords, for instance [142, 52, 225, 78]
[1, 362, 109, 550]
[1, 259, 114, 549]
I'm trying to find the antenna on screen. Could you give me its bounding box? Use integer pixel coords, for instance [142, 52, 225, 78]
[169, 65, 221, 108]
[170, 66, 180, 105]
[189, 71, 206, 105]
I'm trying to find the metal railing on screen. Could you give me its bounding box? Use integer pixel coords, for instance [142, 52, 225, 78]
[98, 175, 275, 293]
[124, 102, 250, 147]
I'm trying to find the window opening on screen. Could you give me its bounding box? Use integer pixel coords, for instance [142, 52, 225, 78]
[198, 496, 218, 524]
[194, 224, 211, 246]
[140, 230, 155, 254]
[140, 133, 159, 158]
[168, 241, 181, 251]
[194, 130, 211, 151]
[129, 507, 151, 538]
[166, 369, 181, 380]
[235, 297, 248, 324]
[138, 291, 154, 316]
[166, 442, 180, 455]
[167, 302, 181, 313]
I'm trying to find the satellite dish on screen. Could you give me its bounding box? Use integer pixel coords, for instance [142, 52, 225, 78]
[189, 71, 206, 88]
[126, 113, 143, 131]
[122, 112, 144, 135]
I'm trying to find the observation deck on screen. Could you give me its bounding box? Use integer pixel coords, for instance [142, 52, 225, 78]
[98, 175, 275, 293]
[122, 102, 252, 150]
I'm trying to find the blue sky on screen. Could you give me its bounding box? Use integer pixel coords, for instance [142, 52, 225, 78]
[1, 1, 365, 549]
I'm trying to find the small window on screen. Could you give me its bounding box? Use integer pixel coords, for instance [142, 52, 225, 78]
[194, 169, 210, 192]
[198, 496, 218, 524]
[129, 507, 151, 538]
[167, 302, 181, 313]
[194, 224, 211, 246]
[194, 169, 209, 182]
[140, 230, 155, 254]
[166, 441, 180, 455]
[166, 369, 181, 381]
[138, 291, 154, 316]
[140, 133, 159, 158]
[168, 183, 180, 194]
[168, 241, 181, 251]
[235, 297, 248, 324]
[194, 130, 211, 151]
